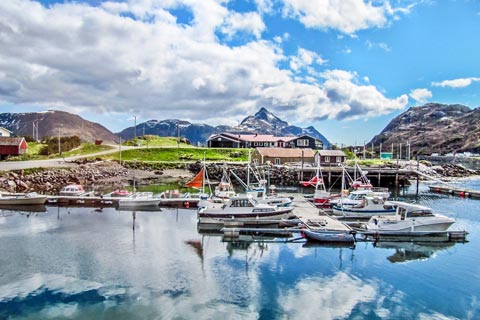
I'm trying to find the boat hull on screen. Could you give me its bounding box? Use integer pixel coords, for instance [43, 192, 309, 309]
[303, 229, 355, 243]
[198, 208, 292, 222]
[0, 196, 47, 205]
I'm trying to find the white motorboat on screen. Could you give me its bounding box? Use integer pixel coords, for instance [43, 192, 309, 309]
[59, 184, 87, 196]
[0, 192, 47, 205]
[329, 187, 390, 208]
[197, 195, 293, 223]
[332, 196, 396, 218]
[364, 202, 456, 232]
[117, 192, 160, 209]
[302, 229, 355, 243]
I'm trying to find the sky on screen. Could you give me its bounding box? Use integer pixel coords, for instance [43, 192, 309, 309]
[0, 0, 479, 146]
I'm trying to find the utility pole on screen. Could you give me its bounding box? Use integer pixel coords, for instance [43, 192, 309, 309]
[58, 125, 62, 155]
[363, 141, 366, 159]
[133, 115, 137, 145]
[119, 137, 122, 164]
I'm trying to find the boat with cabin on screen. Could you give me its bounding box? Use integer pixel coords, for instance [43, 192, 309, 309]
[59, 184, 87, 196]
[117, 192, 161, 209]
[197, 195, 293, 224]
[363, 202, 456, 232]
[332, 196, 397, 218]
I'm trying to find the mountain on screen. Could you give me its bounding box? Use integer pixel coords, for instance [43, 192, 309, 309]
[118, 119, 217, 146]
[369, 103, 480, 155]
[118, 107, 331, 147]
[0, 110, 118, 143]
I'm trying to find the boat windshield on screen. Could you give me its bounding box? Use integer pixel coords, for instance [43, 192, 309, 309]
[407, 210, 434, 218]
[230, 199, 254, 207]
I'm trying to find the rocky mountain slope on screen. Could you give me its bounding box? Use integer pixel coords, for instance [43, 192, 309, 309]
[0, 110, 118, 143]
[118, 107, 331, 147]
[370, 103, 480, 155]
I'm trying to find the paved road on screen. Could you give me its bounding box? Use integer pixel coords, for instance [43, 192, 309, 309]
[0, 144, 136, 171]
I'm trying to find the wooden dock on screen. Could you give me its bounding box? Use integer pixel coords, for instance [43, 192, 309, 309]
[289, 195, 352, 233]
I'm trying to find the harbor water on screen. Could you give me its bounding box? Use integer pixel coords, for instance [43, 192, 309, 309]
[1, 179, 480, 319]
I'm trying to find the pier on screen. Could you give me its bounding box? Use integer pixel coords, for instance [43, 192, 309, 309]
[428, 185, 480, 199]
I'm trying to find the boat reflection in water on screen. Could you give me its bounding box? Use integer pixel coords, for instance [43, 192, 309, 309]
[0, 204, 47, 214]
[374, 241, 460, 263]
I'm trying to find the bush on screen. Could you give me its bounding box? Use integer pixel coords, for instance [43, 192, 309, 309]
[38, 135, 82, 155]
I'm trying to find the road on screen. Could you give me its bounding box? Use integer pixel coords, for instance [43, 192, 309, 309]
[0, 144, 136, 171]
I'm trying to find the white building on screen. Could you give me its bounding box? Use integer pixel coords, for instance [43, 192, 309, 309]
[0, 127, 12, 137]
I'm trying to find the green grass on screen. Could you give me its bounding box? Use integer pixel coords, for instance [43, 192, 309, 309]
[102, 147, 250, 162]
[7, 142, 113, 161]
[59, 143, 113, 157]
[123, 135, 193, 147]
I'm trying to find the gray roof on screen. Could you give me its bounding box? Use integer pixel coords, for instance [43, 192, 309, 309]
[317, 150, 346, 157]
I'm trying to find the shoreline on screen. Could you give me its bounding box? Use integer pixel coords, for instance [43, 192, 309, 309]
[0, 160, 478, 195]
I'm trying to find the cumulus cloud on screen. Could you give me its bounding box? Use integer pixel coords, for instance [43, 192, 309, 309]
[432, 77, 480, 88]
[409, 88, 432, 103]
[220, 11, 265, 39]
[282, 0, 412, 35]
[0, 0, 408, 126]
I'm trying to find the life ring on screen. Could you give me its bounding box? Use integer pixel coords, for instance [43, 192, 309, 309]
[184, 201, 190, 208]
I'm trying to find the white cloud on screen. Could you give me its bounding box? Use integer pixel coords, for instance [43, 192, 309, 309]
[365, 40, 391, 52]
[409, 88, 432, 103]
[432, 77, 480, 88]
[0, 0, 408, 127]
[290, 48, 326, 72]
[220, 11, 266, 39]
[282, 0, 412, 35]
[279, 272, 378, 319]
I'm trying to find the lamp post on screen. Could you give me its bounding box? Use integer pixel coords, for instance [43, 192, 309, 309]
[134, 115, 137, 141]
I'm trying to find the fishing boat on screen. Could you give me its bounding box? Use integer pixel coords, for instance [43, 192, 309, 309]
[59, 184, 87, 196]
[332, 196, 397, 218]
[197, 195, 293, 224]
[363, 202, 456, 232]
[329, 187, 390, 208]
[117, 192, 160, 209]
[0, 192, 47, 205]
[302, 163, 341, 208]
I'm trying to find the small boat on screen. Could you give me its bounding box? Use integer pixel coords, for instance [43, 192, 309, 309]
[0, 192, 47, 205]
[329, 187, 390, 208]
[117, 192, 160, 209]
[332, 196, 397, 218]
[197, 195, 293, 223]
[109, 189, 132, 197]
[302, 229, 356, 243]
[363, 201, 456, 232]
[59, 184, 86, 196]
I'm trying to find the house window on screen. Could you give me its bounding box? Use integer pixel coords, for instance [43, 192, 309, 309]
[324, 156, 330, 162]
[275, 158, 281, 165]
[297, 139, 309, 147]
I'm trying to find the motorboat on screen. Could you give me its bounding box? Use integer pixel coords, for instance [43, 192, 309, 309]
[302, 229, 356, 243]
[59, 184, 86, 196]
[197, 195, 293, 223]
[363, 202, 456, 232]
[117, 192, 160, 209]
[332, 196, 396, 218]
[107, 189, 132, 197]
[329, 187, 390, 208]
[0, 192, 47, 205]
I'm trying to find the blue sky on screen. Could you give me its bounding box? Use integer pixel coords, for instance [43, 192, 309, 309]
[0, 0, 479, 146]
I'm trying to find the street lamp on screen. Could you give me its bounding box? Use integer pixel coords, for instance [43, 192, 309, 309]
[58, 124, 62, 155]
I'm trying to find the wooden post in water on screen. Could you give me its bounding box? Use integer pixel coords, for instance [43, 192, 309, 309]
[378, 172, 381, 186]
[132, 211, 136, 230]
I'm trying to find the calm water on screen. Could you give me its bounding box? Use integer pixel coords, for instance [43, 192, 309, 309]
[1, 180, 480, 319]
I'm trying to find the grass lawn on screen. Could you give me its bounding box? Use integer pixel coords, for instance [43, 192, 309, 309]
[7, 143, 114, 161]
[102, 147, 250, 162]
[123, 135, 194, 148]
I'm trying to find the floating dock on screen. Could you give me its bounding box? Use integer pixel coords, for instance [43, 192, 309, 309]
[46, 195, 119, 207]
[428, 185, 480, 199]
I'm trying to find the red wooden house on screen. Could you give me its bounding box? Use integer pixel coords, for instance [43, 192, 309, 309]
[0, 137, 28, 160]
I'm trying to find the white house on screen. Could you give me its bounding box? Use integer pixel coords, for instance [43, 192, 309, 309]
[0, 127, 12, 137]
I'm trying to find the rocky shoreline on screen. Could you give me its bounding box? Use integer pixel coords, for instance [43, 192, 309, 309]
[0, 159, 478, 195]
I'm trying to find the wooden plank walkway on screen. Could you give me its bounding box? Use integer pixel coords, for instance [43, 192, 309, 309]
[289, 195, 352, 232]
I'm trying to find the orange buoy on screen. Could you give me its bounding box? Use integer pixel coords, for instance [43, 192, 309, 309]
[184, 201, 190, 208]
